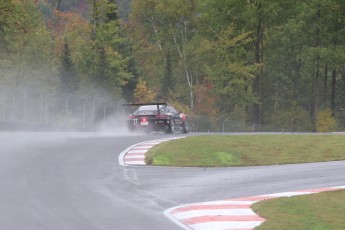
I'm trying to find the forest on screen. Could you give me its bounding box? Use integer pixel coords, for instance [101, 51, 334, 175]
[0, 0, 345, 132]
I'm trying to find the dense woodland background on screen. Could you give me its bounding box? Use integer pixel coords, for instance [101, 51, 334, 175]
[1, 0, 345, 132]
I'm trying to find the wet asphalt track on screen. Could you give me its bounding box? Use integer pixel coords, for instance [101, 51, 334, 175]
[0, 132, 345, 230]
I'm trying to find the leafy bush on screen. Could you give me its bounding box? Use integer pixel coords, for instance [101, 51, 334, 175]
[317, 110, 337, 132]
[268, 106, 312, 132]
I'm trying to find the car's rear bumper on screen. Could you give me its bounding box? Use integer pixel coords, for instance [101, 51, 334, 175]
[127, 118, 170, 132]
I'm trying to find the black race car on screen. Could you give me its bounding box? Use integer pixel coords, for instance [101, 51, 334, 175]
[123, 103, 190, 133]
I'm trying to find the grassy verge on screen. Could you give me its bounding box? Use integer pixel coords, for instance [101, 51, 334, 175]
[252, 190, 345, 230]
[145, 134, 345, 230]
[145, 134, 345, 167]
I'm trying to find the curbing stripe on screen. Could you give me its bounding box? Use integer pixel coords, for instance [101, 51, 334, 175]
[118, 138, 345, 229]
[127, 149, 148, 154]
[189, 221, 263, 230]
[126, 154, 146, 157]
[171, 204, 252, 213]
[119, 136, 186, 166]
[174, 209, 258, 220]
[165, 186, 345, 230]
[125, 161, 146, 165]
[125, 156, 145, 160]
[125, 158, 145, 161]
[182, 215, 266, 225]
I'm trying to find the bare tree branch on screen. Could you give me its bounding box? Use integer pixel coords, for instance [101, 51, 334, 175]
[146, 15, 165, 59]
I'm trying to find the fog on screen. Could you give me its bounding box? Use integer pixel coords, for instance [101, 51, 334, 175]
[0, 85, 135, 134]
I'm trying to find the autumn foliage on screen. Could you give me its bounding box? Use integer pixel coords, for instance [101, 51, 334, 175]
[194, 82, 218, 117]
[133, 80, 157, 103]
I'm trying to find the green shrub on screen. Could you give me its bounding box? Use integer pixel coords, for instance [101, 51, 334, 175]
[317, 110, 337, 132]
[268, 106, 312, 132]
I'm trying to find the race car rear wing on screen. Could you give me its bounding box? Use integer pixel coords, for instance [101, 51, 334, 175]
[122, 102, 167, 107]
[122, 102, 167, 116]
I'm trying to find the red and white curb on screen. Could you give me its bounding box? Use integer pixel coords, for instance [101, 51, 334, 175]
[164, 186, 345, 230]
[118, 136, 186, 166]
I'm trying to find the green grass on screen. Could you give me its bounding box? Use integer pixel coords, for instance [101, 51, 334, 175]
[145, 134, 345, 167]
[145, 134, 345, 230]
[252, 190, 345, 230]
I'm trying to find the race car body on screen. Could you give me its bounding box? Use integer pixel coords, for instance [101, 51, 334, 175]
[122, 103, 189, 133]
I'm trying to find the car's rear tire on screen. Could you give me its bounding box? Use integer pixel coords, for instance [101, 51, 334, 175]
[181, 120, 190, 133]
[166, 118, 175, 134]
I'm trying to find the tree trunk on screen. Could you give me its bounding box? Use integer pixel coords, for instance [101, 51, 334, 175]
[311, 6, 321, 132]
[311, 61, 320, 132]
[323, 65, 328, 108]
[185, 70, 194, 110]
[252, 2, 264, 131]
[331, 69, 336, 115]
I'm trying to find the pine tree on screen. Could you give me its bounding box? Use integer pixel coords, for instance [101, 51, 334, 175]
[105, 0, 119, 22]
[94, 45, 110, 90]
[59, 39, 78, 93]
[88, 0, 133, 96]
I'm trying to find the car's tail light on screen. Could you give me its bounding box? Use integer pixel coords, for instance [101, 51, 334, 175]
[141, 117, 148, 122]
[180, 113, 187, 121]
[128, 115, 135, 119]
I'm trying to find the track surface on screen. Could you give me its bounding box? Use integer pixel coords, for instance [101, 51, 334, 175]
[0, 132, 344, 230]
